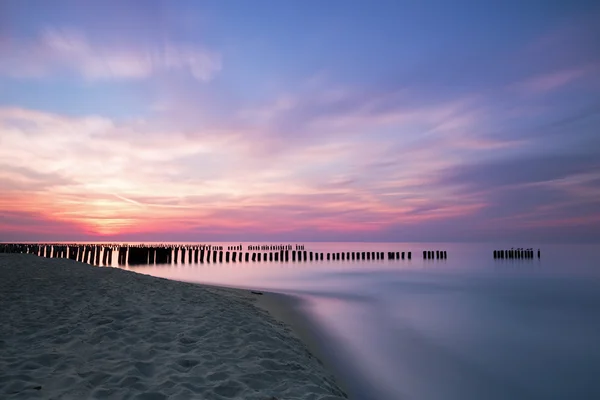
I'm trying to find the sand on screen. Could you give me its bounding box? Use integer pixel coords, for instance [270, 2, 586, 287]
[0, 254, 347, 400]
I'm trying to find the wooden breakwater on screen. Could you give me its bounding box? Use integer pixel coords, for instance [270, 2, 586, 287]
[493, 248, 540, 259]
[0, 243, 422, 266]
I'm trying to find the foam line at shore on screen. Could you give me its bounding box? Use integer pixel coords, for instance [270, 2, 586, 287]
[0, 254, 347, 400]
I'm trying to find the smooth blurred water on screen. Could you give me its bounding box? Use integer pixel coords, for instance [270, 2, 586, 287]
[116, 242, 600, 400]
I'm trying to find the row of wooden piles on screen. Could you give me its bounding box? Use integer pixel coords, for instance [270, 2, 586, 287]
[0, 244, 113, 265]
[247, 245, 302, 251]
[494, 248, 540, 259]
[124, 248, 415, 264]
[423, 250, 448, 259]
[0, 244, 439, 266]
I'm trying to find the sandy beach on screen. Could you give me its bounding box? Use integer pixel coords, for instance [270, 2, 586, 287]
[0, 254, 347, 400]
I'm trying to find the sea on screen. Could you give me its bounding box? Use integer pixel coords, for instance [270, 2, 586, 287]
[103, 242, 600, 399]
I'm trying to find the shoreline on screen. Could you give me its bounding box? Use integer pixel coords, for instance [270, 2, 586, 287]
[256, 292, 389, 400]
[0, 254, 347, 399]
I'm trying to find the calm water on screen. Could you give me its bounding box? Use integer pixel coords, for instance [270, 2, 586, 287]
[112, 242, 600, 399]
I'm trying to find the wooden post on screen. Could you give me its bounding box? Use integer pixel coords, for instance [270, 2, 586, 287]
[148, 247, 154, 264]
[245, 253, 249, 262]
[232, 252, 237, 262]
[252, 253, 256, 262]
[225, 251, 230, 262]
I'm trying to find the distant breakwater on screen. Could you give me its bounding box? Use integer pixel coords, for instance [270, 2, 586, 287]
[0, 243, 448, 267]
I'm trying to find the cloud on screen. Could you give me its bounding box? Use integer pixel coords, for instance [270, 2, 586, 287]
[511, 64, 599, 95]
[0, 102, 489, 239]
[428, 152, 600, 241]
[439, 154, 600, 192]
[0, 28, 221, 81]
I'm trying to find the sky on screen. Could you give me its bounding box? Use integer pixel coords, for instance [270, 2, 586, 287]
[0, 0, 599, 243]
